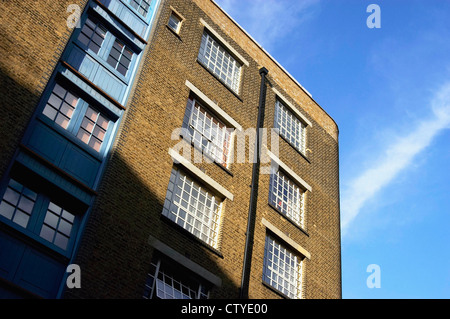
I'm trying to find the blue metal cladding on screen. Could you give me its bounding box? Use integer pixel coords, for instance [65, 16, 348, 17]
[0, 0, 161, 298]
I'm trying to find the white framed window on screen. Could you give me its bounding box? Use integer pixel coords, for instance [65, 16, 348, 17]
[185, 96, 233, 168]
[197, 31, 242, 94]
[262, 234, 303, 299]
[269, 167, 305, 227]
[162, 167, 223, 248]
[168, 11, 183, 34]
[143, 256, 209, 299]
[274, 99, 307, 154]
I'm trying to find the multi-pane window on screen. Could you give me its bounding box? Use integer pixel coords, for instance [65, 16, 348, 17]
[0, 179, 37, 229]
[198, 31, 241, 93]
[143, 257, 209, 299]
[42, 83, 79, 129]
[41, 83, 112, 154]
[76, 106, 110, 152]
[162, 167, 222, 248]
[185, 97, 232, 167]
[0, 179, 78, 253]
[40, 202, 75, 251]
[269, 168, 305, 227]
[275, 100, 307, 154]
[107, 39, 134, 77]
[263, 235, 303, 299]
[130, 0, 151, 17]
[77, 17, 107, 54]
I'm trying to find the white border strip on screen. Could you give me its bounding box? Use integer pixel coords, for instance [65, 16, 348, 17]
[262, 218, 311, 259]
[266, 149, 312, 192]
[200, 18, 249, 67]
[168, 148, 234, 200]
[272, 87, 312, 127]
[185, 80, 242, 131]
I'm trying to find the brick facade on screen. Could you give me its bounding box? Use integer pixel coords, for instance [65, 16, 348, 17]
[0, 0, 340, 299]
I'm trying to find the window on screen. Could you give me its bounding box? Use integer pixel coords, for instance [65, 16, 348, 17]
[262, 234, 303, 299]
[0, 178, 78, 253]
[0, 179, 37, 229]
[162, 167, 222, 248]
[198, 31, 241, 93]
[76, 106, 110, 152]
[168, 11, 182, 34]
[129, 0, 151, 17]
[185, 97, 232, 167]
[269, 168, 305, 227]
[77, 17, 107, 54]
[41, 82, 112, 153]
[42, 83, 79, 130]
[143, 256, 209, 299]
[274, 99, 307, 154]
[40, 202, 75, 251]
[107, 39, 134, 77]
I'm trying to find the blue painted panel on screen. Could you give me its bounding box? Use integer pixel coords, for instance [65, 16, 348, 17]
[0, 231, 65, 299]
[0, 232, 26, 281]
[99, 0, 148, 37]
[93, 66, 126, 101]
[66, 45, 126, 102]
[15, 151, 94, 205]
[26, 122, 67, 164]
[60, 144, 101, 187]
[14, 247, 65, 299]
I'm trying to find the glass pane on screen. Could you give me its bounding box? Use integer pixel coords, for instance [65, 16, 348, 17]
[55, 113, 70, 129]
[54, 233, 69, 250]
[81, 118, 95, 133]
[93, 126, 106, 141]
[17, 196, 34, 214]
[97, 116, 109, 130]
[53, 83, 66, 98]
[62, 210, 75, 223]
[3, 187, 20, 205]
[44, 211, 59, 228]
[89, 138, 102, 152]
[58, 219, 73, 237]
[85, 107, 97, 121]
[48, 94, 62, 109]
[13, 210, 29, 228]
[0, 201, 15, 220]
[77, 129, 91, 144]
[40, 224, 55, 242]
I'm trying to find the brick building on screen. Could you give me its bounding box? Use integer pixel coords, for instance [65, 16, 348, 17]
[0, 0, 341, 299]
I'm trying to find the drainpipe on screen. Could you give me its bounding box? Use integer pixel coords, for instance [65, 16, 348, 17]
[239, 67, 269, 299]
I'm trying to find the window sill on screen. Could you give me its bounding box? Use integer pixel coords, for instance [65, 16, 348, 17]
[166, 25, 182, 41]
[160, 214, 224, 259]
[197, 60, 243, 102]
[268, 202, 310, 237]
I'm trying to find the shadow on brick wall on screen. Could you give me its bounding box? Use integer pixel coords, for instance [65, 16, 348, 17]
[64, 151, 239, 299]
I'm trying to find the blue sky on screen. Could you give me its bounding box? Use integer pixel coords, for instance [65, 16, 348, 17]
[214, 0, 450, 298]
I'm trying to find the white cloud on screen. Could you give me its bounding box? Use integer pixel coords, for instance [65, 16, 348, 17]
[214, 0, 320, 51]
[341, 83, 450, 233]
